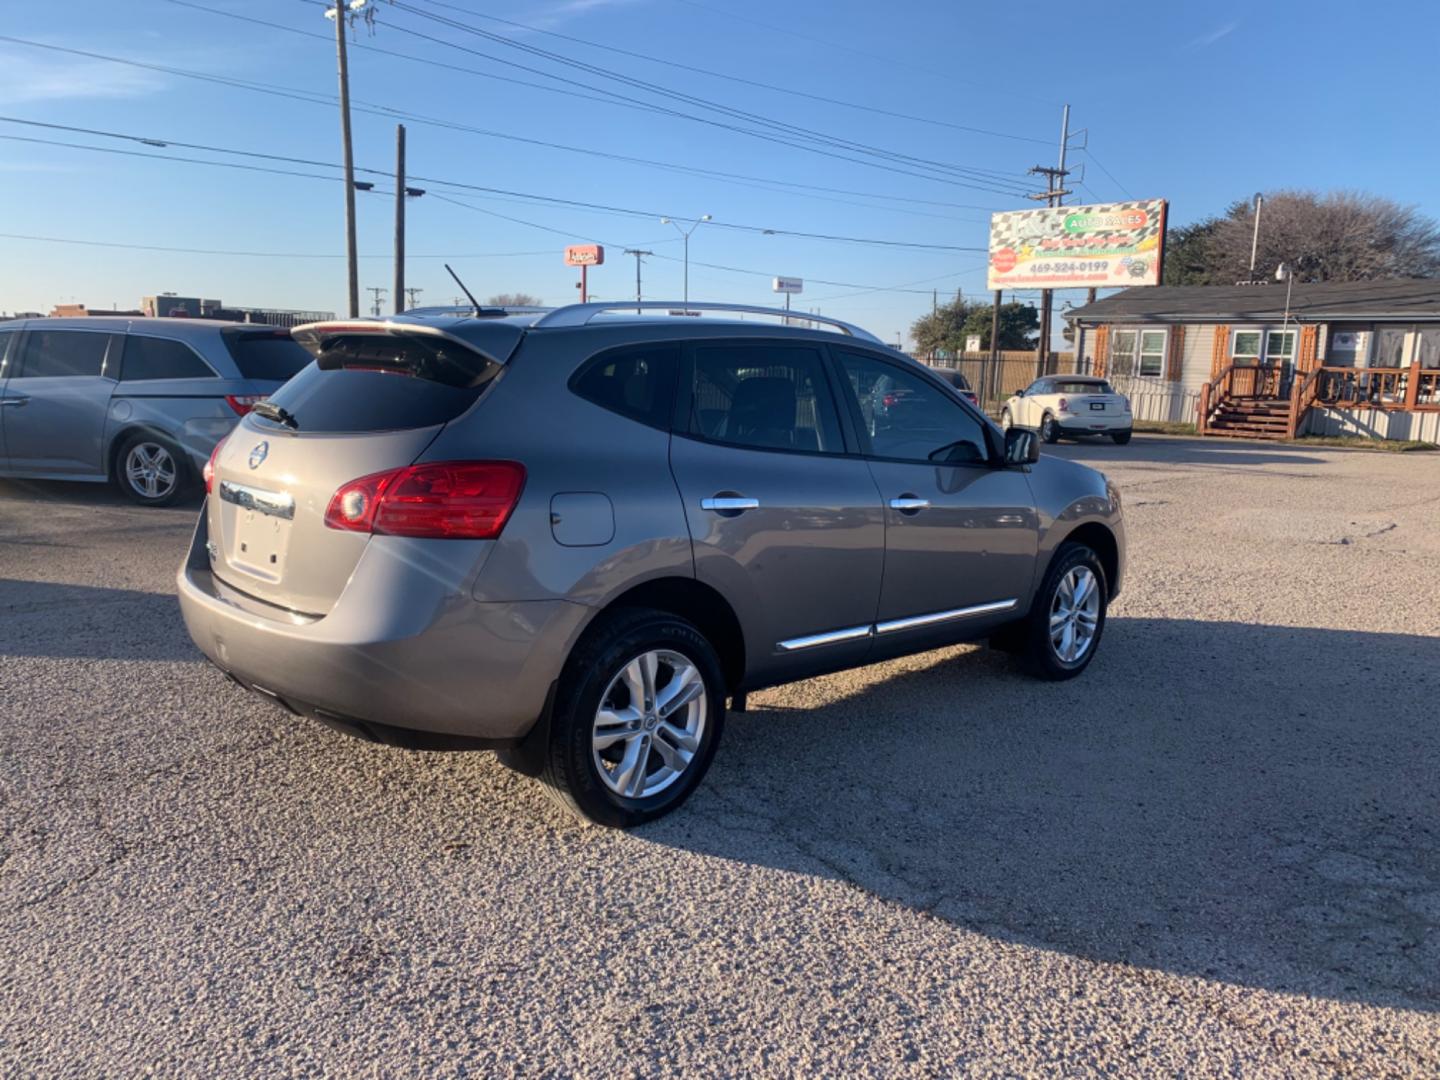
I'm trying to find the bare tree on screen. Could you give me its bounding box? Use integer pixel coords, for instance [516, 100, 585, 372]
[485, 293, 544, 307]
[1166, 190, 1440, 285]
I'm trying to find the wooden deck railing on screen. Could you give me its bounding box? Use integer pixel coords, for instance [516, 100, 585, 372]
[1198, 363, 1285, 434]
[1310, 366, 1440, 412]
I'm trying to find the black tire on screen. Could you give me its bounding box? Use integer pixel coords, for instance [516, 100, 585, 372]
[1017, 542, 1108, 681]
[1111, 430, 1133, 445]
[537, 607, 726, 828]
[114, 432, 192, 507]
[1040, 413, 1061, 443]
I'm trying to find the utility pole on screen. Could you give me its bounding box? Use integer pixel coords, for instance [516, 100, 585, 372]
[1027, 104, 1073, 377]
[623, 249, 652, 313]
[366, 286, 387, 317]
[404, 287, 424, 309]
[393, 124, 406, 314]
[988, 290, 1001, 410]
[332, 0, 360, 318]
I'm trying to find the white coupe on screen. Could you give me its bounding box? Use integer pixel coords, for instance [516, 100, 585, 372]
[1001, 375, 1133, 445]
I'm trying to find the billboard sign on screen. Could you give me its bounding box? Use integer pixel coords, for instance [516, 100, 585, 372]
[987, 199, 1167, 290]
[772, 276, 803, 294]
[564, 244, 604, 267]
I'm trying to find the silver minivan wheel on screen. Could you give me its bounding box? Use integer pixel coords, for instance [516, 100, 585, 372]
[124, 441, 179, 501]
[591, 649, 707, 799]
[1050, 566, 1101, 663]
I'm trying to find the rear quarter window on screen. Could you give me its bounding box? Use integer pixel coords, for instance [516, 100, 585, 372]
[569, 345, 679, 430]
[222, 329, 312, 382]
[121, 336, 216, 381]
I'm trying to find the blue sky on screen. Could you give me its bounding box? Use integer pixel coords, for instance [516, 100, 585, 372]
[1, 0, 1436, 346]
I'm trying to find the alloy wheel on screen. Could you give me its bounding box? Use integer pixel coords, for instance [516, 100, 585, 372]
[125, 442, 178, 500]
[591, 649, 707, 799]
[1049, 566, 1100, 663]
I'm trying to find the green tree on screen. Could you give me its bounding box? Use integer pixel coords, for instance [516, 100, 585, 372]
[961, 302, 1039, 351]
[911, 298, 969, 356]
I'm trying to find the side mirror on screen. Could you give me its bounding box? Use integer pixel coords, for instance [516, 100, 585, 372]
[1004, 427, 1040, 466]
[1014, 388, 1025, 396]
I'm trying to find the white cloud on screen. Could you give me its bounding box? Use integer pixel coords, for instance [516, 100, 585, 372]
[0, 52, 167, 104]
[1186, 21, 1239, 49]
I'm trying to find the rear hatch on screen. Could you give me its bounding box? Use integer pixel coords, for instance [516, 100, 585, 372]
[1057, 382, 1126, 421]
[206, 320, 518, 616]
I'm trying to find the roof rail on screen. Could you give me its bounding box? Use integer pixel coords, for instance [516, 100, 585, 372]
[529, 301, 883, 344]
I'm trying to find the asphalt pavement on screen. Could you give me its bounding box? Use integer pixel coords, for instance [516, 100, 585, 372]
[2, 435, 1438, 1077]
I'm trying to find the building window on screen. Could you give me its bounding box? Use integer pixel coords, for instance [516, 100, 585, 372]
[1110, 329, 1166, 378]
[1138, 330, 1166, 377]
[1231, 330, 1262, 366]
[1110, 330, 1136, 376]
[1266, 330, 1296, 366]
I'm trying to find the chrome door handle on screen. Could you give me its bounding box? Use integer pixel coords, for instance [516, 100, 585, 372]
[701, 496, 759, 513]
[889, 496, 930, 513]
[0, 397, 27, 407]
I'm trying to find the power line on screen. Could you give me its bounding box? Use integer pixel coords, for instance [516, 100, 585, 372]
[0, 35, 1006, 222]
[403, 0, 1052, 146]
[385, 0, 1034, 189]
[0, 117, 988, 252]
[0, 232, 558, 259]
[161, 0, 1034, 197]
[1083, 147, 1136, 200]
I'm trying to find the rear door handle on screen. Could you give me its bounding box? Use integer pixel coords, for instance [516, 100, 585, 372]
[701, 495, 759, 514]
[889, 496, 930, 513]
[0, 397, 27, 407]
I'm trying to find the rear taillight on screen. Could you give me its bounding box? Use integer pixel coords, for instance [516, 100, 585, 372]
[203, 437, 226, 495]
[1057, 397, 1070, 413]
[325, 461, 526, 540]
[225, 394, 266, 416]
[882, 393, 898, 407]
[1122, 397, 1132, 413]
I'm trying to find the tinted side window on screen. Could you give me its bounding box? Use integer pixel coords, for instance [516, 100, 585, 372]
[222, 329, 312, 381]
[570, 345, 679, 429]
[688, 343, 844, 454]
[121, 336, 216, 381]
[17, 330, 110, 378]
[838, 351, 990, 465]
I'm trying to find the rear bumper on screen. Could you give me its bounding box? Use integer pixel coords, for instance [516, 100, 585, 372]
[176, 508, 590, 743]
[1056, 417, 1131, 436]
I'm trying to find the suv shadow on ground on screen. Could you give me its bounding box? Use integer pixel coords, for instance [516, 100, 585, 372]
[644, 616, 1440, 1013]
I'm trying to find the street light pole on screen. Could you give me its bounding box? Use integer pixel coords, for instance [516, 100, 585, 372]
[660, 215, 710, 307]
[332, 0, 360, 318]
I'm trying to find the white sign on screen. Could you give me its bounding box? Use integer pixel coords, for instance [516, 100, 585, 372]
[965, 334, 983, 353]
[772, 276, 803, 295]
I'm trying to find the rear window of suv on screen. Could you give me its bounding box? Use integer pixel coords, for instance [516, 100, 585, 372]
[221, 328, 312, 382]
[257, 330, 501, 433]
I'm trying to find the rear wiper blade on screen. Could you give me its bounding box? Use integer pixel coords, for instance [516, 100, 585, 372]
[251, 400, 299, 430]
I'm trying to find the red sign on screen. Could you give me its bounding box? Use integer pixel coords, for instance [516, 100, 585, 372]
[991, 247, 1018, 274]
[564, 244, 604, 267]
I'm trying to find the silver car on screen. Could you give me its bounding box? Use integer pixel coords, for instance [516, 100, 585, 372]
[178, 302, 1125, 827]
[0, 317, 310, 505]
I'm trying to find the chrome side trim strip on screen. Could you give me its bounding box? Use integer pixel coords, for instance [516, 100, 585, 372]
[777, 624, 873, 652]
[218, 480, 295, 521]
[874, 599, 1018, 635]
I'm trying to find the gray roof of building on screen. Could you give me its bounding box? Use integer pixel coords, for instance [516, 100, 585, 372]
[1068, 279, 1440, 323]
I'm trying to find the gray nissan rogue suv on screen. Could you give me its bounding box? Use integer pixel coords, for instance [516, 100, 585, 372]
[178, 302, 1124, 827]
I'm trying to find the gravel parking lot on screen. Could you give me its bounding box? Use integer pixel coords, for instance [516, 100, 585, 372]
[2, 435, 1438, 1077]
